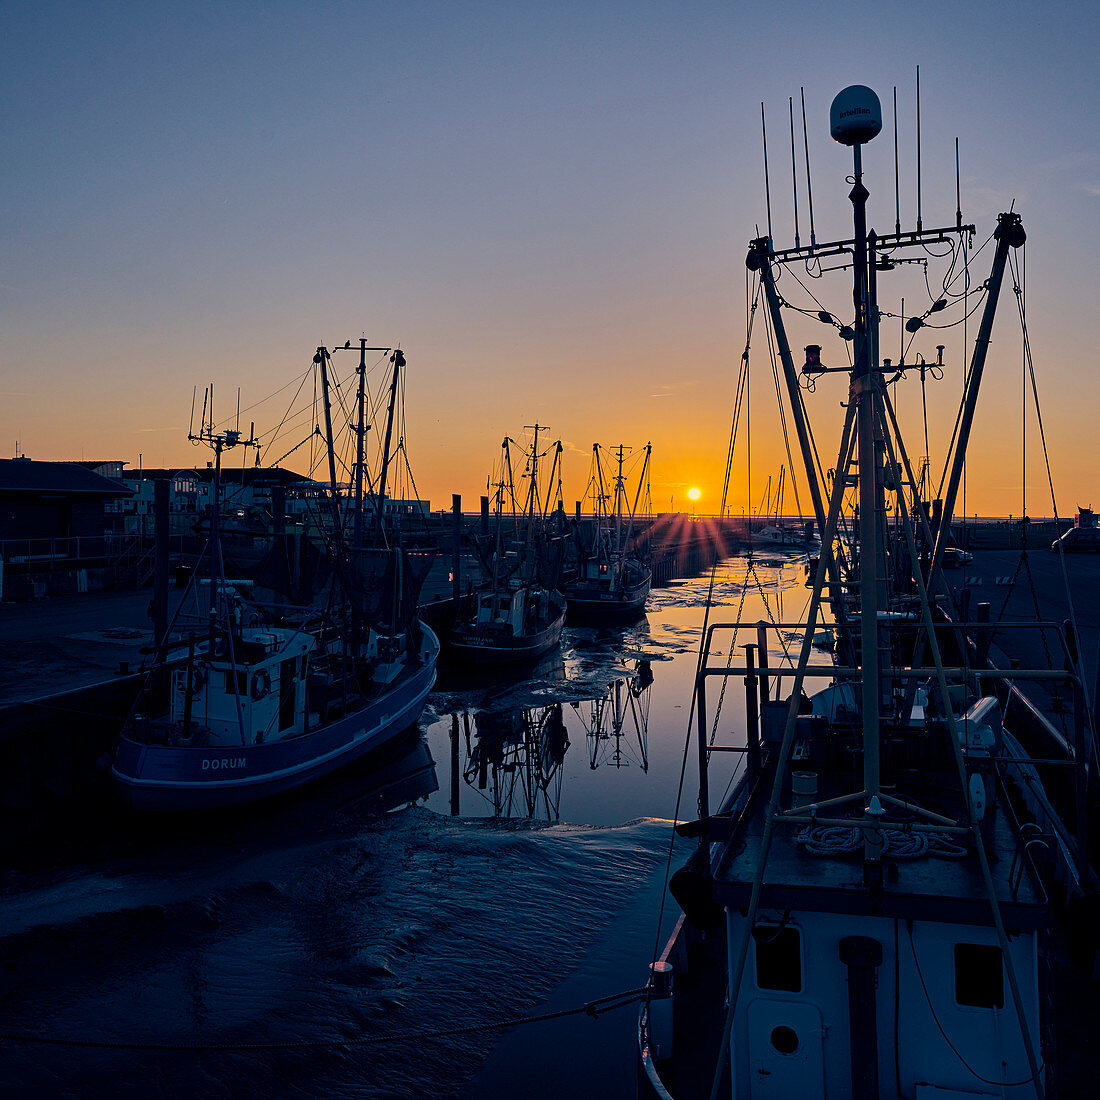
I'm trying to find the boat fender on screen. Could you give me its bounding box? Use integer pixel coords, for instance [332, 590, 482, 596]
[189, 667, 206, 693]
[251, 669, 271, 700]
[213, 637, 228, 659]
[669, 846, 723, 931]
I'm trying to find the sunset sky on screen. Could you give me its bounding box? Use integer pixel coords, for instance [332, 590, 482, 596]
[3, 1, 1099, 517]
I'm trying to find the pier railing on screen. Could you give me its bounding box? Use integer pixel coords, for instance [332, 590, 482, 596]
[0, 534, 187, 569]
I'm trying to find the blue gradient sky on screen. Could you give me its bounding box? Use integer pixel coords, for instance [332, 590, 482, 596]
[3, 1, 1098, 515]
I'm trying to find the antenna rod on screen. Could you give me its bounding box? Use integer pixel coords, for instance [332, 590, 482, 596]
[915, 66, 923, 231]
[189, 386, 197, 437]
[788, 97, 800, 250]
[955, 137, 962, 229]
[801, 88, 816, 249]
[893, 87, 901, 235]
[236, 387, 241, 432]
[761, 102, 773, 246]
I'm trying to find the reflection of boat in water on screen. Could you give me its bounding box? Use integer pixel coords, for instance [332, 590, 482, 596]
[456, 704, 569, 821]
[317, 726, 440, 814]
[112, 341, 439, 810]
[640, 86, 1092, 1099]
[449, 428, 567, 664]
[573, 659, 653, 770]
[563, 443, 652, 621]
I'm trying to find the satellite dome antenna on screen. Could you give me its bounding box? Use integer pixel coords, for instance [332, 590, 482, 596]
[829, 84, 882, 146]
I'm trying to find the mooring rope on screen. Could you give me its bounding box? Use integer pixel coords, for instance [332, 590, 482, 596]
[0, 986, 651, 1053]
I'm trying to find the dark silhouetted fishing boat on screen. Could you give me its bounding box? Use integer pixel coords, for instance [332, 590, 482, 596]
[563, 443, 652, 621]
[112, 340, 439, 810]
[449, 427, 566, 664]
[639, 84, 1095, 1100]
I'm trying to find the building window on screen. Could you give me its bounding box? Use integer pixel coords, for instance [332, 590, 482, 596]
[954, 943, 1003, 1008]
[753, 925, 802, 992]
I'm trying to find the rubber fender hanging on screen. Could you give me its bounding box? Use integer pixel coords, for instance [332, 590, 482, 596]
[251, 669, 272, 700]
[189, 667, 206, 694]
[670, 846, 723, 931]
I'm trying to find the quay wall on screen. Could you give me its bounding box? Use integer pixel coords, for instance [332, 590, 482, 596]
[0, 674, 141, 843]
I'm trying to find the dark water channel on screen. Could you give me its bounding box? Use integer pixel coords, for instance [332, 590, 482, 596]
[1, 555, 810, 1099]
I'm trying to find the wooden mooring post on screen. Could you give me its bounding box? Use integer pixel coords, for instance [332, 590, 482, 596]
[452, 494, 462, 602]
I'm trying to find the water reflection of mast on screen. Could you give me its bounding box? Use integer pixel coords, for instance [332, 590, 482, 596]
[576, 659, 653, 771]
[459, 704, 569, 821]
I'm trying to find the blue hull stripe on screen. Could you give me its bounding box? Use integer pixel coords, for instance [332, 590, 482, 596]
[111, 628, 439, 810]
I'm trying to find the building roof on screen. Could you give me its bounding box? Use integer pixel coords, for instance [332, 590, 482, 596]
[118, 466, 313, 487]
[0, 459, 132, 496]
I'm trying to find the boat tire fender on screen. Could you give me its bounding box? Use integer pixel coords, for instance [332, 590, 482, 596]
[251, 669, 271, 700]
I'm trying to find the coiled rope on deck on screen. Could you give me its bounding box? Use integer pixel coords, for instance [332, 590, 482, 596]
[796, 824, 967, 860]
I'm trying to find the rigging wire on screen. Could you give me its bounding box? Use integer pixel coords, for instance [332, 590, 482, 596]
[1006, 247, 1097, 748]
[650, 271, 762, 966]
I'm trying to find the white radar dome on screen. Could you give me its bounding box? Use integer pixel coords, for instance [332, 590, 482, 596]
[830, 85, 882, 145]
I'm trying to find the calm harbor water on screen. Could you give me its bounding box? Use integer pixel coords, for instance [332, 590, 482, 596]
[1, 554, 810, 1099]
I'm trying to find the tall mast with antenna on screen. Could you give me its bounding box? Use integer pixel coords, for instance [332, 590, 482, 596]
[354, 339, 368, 548]
[830, 83, 886, 865]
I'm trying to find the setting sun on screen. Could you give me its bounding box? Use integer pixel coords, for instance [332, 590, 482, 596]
[687, 487, 701, 501]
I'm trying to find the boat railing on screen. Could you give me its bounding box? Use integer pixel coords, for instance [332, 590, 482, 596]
[691, 617, 1092, 872]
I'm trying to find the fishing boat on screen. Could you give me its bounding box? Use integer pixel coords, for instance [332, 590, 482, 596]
[563, 443, 652, 621]
[449, 427, 567, 664]
[749, 467, 818, 551]
[112, 340, 439, 810]
[639, 84, 1095, 1099]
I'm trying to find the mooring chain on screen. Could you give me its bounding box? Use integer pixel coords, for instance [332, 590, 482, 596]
[709, 557, 753, 746]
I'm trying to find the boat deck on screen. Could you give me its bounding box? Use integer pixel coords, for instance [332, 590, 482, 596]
[712, 781, 1047, 929]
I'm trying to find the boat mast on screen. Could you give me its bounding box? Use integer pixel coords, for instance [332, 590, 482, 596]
[375, 349, 404, 536]
[540, 440, 563, 522]
[315, 346, 343, 541]
[189, 396, 256, 744]
[622, 442, 650, 552]
[354, 338, 368, 548]
[613, 444, 626, 557]
[592, 444, 609, 552]
[839, 96, 889, 863]
[491, 469, 505, 594]
[524, 423, 544, 553]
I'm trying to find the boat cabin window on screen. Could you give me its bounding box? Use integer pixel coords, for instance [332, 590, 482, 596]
[224, 670, 246, 696]
[498, 597, 511, 611]
[753, 924, 802, 992]
[599, 563, 609, 575]
[954, 943, 1003, 1009]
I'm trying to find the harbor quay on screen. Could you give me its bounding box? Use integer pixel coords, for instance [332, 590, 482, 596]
[0, 511, 738, 839]
[0, 523, 1088, 845]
